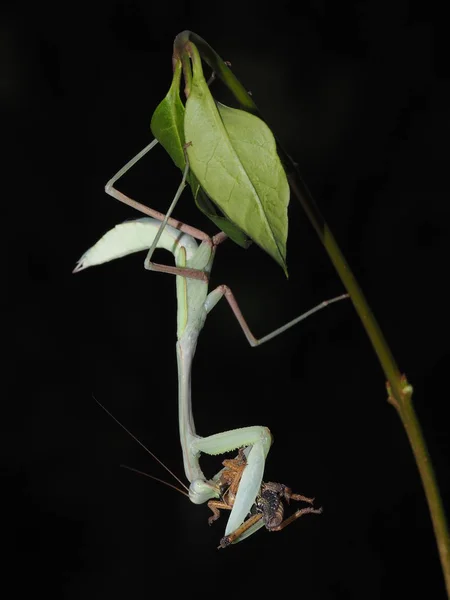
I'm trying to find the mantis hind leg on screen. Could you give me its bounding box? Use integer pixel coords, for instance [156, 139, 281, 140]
[105, 140, 227, 281]
[105, 139, 208, 240]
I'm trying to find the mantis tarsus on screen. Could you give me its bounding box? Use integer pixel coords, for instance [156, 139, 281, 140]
[73, 143, 347, 546]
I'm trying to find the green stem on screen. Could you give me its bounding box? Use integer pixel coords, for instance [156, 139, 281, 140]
[288, 169, 450, 599]
[291, 168, 450, 596]
[294, 180, 450, 599]
[173, 31, 259, 112]
[173, 32, 193, 97]
[173, 30, 450, 596]
[388, 379, 450, 597]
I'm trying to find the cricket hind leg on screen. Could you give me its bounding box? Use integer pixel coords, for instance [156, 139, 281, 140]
[284, 490, 315, 504]
[268, 505, 323, 532]
[217, 485, 322, 547]
[258, 482, 323, 532]
[218, 513, 264, 549]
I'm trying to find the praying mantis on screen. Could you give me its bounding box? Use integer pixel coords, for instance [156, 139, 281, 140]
[74, 145, 347, 545]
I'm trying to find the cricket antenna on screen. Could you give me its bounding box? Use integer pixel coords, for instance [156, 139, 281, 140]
[93, 395, 189, 493]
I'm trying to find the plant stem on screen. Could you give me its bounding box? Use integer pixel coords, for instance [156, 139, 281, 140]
[173, 32, 193, 97]
[388, 378, 450, 596]
[173, 31, 259, 113]
[173, 30, 450, 596]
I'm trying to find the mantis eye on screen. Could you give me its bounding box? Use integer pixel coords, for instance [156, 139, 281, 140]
[189, 479, 218, 504]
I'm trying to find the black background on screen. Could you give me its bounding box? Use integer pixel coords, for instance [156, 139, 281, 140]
[5, 1, 449, 598]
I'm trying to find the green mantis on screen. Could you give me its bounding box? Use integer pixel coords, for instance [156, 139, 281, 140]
[74, 201, 346, 546]
[73, 35, 347, 545]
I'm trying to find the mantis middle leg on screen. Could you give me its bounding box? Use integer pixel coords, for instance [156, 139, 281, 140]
[205, 285, 348, 347]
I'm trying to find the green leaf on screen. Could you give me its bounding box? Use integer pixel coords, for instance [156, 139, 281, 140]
[184, 45, 290, 275]
[150, 60, 187, 171]
[150, 60, 250, 249]
[195, 188, 251, 247]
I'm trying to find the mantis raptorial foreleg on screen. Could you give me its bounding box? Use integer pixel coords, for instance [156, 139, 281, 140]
[75, 218, 343, 544]
[190, 426, 272, 536]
